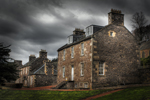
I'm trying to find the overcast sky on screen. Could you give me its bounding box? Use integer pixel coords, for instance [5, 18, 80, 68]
[0, 0, 150, 64]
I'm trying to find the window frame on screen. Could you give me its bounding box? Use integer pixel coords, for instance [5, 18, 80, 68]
[81, 63, 84, 76]
[71, 47, 74, 58]
[110, 32, 113, 36]
[81, 43, 84, 56]
[99, 62, 104, 75]
[63, 67, 65, 78]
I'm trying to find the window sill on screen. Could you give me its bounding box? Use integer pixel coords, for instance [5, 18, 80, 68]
[80, 54, 84, 57]
[99, 75, 106, 77]
[80, 75, 84, 77]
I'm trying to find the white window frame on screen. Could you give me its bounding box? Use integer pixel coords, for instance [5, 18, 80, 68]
[63, 67, 65, 78]
[81, 63, 84, 76]
[99, 62, 104, 75]
[81, 43, 84, 56]
[71, 47, 74, 58]
[84, 83, 88, 88]
[63, 50, 65, 60]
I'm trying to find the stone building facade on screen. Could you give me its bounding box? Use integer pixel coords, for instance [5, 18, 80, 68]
[140, 40, 150, 58]
[56, 9, 140, 89]
[15, 50, 57, 87]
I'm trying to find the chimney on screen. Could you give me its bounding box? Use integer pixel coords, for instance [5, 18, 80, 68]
[29, 55, 36, 62]
[73, 28, 85, 35]
[108, 9, 124, 25]
[14, 60, 22, 67]
[39, 49, 47, 58]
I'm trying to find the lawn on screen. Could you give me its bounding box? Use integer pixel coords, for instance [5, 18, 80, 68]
[0, 89, 110, 100]
[94, 86, 150, 100]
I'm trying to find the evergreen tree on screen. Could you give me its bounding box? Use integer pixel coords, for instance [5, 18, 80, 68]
[0, 43, 19, 84]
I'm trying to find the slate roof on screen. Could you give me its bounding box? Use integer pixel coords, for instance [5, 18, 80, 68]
[140, 40, 150, 50]
[58, 24, 135, 52]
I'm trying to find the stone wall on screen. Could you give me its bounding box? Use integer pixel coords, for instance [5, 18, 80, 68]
[92, 24, 140, 88]
[57, 39, 93, 89]
[34, 62, 57, 87]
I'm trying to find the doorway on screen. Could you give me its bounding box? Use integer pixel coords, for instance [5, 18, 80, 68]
[71, 65, 74, 81]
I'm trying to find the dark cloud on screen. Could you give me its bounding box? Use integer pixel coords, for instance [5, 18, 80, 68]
[0, 0, 149, 64]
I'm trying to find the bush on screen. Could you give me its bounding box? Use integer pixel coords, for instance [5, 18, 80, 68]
[141, 56, 150, 66]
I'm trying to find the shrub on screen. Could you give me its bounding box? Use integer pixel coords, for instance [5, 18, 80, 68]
[141, 56, 150, 66]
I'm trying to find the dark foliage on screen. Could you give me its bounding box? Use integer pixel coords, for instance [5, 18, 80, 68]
[131, 12, 148, 42]
[0, 43, 19, 84]
[141, 56, 150, 66]
[51, 58, 58, 62]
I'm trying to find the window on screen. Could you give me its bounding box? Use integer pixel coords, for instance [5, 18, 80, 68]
[142, 51, 145, 58]
[110, 32, 113, 36]
[30, 77, 32, 85]
[81, 63, 84, 76]
[63, 67, 65, 78]
[63, 50, 65, 60]
[75, 83, 78, 88]
[71, 47, 74, 58]
[26, 67, 27, 74]
[99, 62, 104, 75]
[81, 43, 84, 55]
[84, 83, 88, 88]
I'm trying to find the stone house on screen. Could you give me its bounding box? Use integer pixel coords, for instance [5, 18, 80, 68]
[55, 9, 140, 89]
[15, 50, 57, 87]
[139, 40, 150, 84]
[140, 40, 150, 59]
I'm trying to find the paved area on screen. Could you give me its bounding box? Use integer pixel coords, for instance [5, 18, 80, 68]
[81, 89, 124, 100]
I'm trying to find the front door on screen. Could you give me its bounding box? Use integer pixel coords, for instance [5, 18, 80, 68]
[71, 65, 74, 81]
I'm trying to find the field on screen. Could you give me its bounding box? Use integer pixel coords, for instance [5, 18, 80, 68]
[94, 86, 150, 100]
[0, 89, 110, 100]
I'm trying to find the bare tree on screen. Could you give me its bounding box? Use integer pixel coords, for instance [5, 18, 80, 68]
[131, 12, 147, 42]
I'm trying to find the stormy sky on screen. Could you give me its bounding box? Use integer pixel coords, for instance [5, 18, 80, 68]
[0, 0, 150, 64]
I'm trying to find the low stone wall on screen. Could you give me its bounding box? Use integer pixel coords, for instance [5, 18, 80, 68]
[95, 84, 150, 90]
[138, 67, 150, 84]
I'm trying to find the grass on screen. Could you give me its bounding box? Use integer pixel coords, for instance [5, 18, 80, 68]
[0, 89, 111, 100]
[94, 86, 150, 100]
